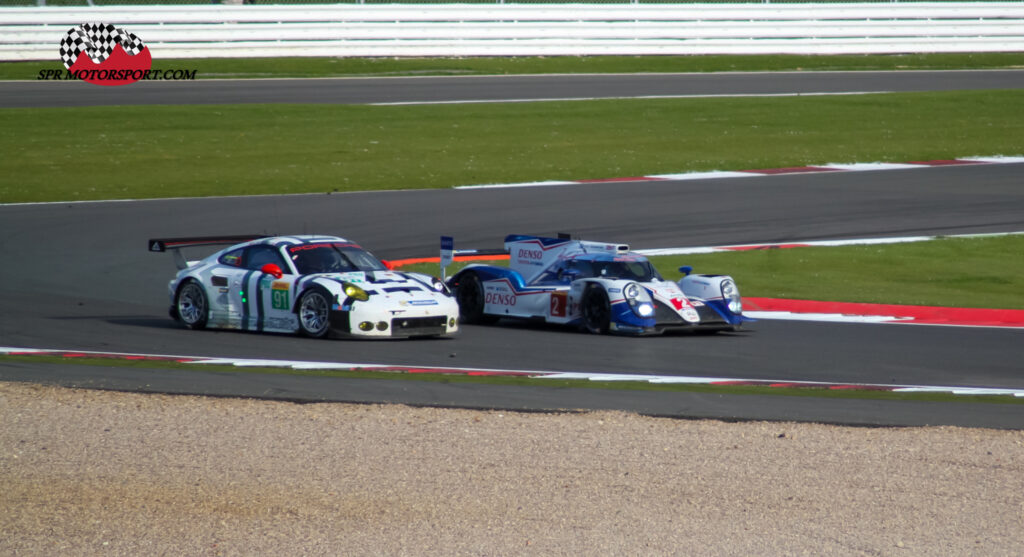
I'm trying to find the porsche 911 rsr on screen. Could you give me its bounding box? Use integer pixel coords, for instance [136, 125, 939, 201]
[149, 235, 459, 339]
[447, 234, 751, 335]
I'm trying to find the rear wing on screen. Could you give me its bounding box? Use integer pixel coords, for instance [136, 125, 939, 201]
[148, 235, 267, 270]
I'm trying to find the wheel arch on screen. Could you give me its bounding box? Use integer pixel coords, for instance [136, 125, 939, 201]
[292, 280, 338, 314]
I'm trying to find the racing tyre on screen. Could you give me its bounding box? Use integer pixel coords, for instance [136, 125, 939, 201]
[175, 279, 209, 330]
[297, 288, 331, 339]
[454, 272, 497, 325]
[581, 284, 611, 335]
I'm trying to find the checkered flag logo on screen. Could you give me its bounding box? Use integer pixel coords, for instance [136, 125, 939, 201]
[59, 23, 146, 70]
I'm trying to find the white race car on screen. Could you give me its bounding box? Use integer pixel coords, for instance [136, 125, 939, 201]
[150, 235, 459, 339]
[447, 234, 751, 335]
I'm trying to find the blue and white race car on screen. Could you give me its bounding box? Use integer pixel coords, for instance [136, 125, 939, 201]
[150, 235, 459, 339]
[447, 234, 751, 335]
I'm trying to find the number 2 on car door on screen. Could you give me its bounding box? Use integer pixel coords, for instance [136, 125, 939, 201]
[550, 291, 567, 317]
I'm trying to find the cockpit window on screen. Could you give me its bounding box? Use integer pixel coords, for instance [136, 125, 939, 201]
[288, 243, 388, 275]
[590, 260, 660, 281]
[531, 259, 587, 285]
[245, 245, 288, 272]
[530, 257, 660, 285]
[219, 248, 244, 268]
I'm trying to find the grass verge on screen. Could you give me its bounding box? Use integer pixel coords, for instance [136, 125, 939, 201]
[656, 236, 1024, 309]
[4, 53, 1024, 80]
[2, 354, 1020, 405]
[3, 89, 1023, 203]
[402, 235, 1024, 310]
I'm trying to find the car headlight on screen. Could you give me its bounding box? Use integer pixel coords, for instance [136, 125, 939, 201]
[343, 283, 370, 302]
[623, 283, 652, 303]
[720, 278, 742, 314]
[431, 277, 451, 296]
[624, 282, 642, 300]
[623, 282, 654, 317]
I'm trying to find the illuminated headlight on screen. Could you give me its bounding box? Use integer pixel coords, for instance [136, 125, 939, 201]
[431, 277, 451, 295]
[721, 279, 742, 314]
[624, 283, 654, 317]
[344, 283, 370, 301]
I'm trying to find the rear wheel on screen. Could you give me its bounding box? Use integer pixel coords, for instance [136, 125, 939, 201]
[581, 284, 611, 334]
[297, 288, 331, 338]
[175, 279, 208, 330]
[454, 272, 497, 325]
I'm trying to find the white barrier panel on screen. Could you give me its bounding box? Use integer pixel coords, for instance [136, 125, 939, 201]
[2, 3, 1023, 60]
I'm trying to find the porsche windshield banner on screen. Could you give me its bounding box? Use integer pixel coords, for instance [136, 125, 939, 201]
[38, 23, 196, 86]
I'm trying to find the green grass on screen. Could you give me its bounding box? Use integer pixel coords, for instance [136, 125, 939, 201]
[3, 354, 1020, 405]
[3, 89, 1023, 203]
[659, 236, 1024, 309]
[5, 53, 1024, 80]
[404, 235, 1024, 310]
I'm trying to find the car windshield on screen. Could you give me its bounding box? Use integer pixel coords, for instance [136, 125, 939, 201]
[287, 243, 388, 275]
[532, 257, 661, 285]
[587, 259, 661, 281]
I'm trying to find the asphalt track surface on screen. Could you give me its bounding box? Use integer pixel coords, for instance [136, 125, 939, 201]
[2, 70, 1023, 427]
[3, 69, 1024, 108]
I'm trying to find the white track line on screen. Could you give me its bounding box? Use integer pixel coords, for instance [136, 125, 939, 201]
[456, 156, 1024, 190]
[634, 231, 1024, 256]
[370, 91, 885, 106]
[3, 347, 1022, 397]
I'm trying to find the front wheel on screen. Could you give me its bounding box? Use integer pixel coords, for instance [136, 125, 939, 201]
[297, 288, 331, 338]
[175, 279, 209, 330]
[581, 284, 611, 334]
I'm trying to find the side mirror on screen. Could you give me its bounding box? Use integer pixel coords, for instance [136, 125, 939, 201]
[261, 263, 283, 279]
[679, 265, 693, 276]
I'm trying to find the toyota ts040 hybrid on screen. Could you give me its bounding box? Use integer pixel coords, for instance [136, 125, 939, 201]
[150, 235, 459, 339]
[447, 235, 751, 335]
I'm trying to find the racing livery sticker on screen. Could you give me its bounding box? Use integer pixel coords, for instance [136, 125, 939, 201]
[550, 290, 568, 317]
[515, 247, 545, 266]
[484, 283, 517, 307]
[271, 281, 290, 310]
[485, 292, 517, 306]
